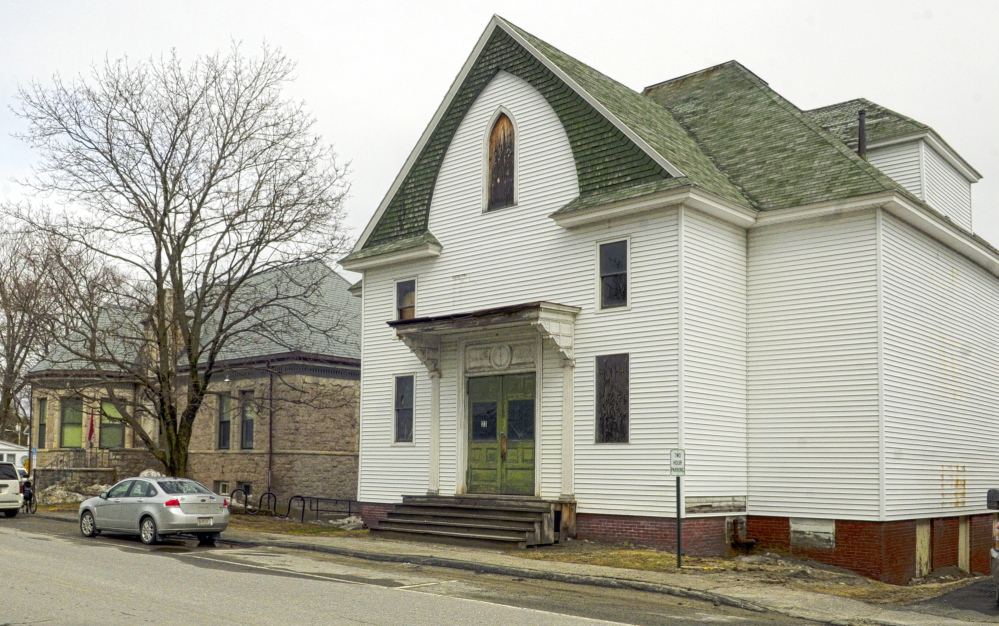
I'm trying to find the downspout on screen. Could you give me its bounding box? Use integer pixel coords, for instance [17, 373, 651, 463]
[267, 363, 274, 494]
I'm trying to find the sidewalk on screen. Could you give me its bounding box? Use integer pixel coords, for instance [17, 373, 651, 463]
[34, 510, 987, 625]
[217, 524, 984, 626]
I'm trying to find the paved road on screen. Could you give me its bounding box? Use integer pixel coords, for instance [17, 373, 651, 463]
[0, 514, 812, 625]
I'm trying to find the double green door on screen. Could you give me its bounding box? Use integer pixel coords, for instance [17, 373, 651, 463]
[467, 374, 536, 495]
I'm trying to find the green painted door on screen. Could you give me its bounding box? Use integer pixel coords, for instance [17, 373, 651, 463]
[467, 373, 536, 495]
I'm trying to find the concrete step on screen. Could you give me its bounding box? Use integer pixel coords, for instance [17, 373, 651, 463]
[392, 505, 545, 522]
[386, 511, 540, 532]
[402, 495, 553, 513]
[376, 519, 530, 541]
[370, 527, 528, 549]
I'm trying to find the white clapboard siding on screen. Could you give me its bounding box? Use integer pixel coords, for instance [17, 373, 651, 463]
[869, 141, 922, 200]
[681, 208, 748, 510]
[748, 210, 881, 520]
[357, 261, 435, 503]
[881, 211, 999, 519]
[922, 143, 973, 231]
[360, 70, 689, 514]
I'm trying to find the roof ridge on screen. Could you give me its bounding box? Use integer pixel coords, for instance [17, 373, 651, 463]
[724, 64, 897, 196]
[642, 60, 769, 94]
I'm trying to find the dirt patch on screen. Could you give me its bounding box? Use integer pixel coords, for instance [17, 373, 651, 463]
[226, 513, 369, 538]
[514, 540, 987, 605]
[40, 502, 82, 512]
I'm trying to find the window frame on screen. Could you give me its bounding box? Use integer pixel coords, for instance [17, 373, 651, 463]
[595, 236, 631, 312]
[239, 390, 255, 450]
[59, 397, 84, 449]
[217, 394, 231, 450]
[393, 374, 416, 445]
[394, 277, 417, 321]
[594, 353, 631, 444]
[481, 106, 519, 213]
[37, 397, 47, 450]
[98, 400, 126, 449]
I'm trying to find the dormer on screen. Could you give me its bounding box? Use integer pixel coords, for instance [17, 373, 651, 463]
[808, 99, 982, 231]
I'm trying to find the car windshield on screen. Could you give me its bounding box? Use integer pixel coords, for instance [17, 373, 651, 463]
[0, 464, 16, 480]
[156, 480, 212, 495]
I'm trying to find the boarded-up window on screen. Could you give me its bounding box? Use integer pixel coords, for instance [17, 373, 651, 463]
[395, 376, 414, 443]
[396, 280, 416, 320]
[600, 240, 628, 308]
[487, 113, 515, 211]
[596, 354, 629, 443]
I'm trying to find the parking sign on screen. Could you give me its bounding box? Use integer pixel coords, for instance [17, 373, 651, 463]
[670, 448, 685, 476]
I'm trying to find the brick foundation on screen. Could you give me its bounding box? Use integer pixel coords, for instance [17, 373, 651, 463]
[575, 513, 730, 556]
[747, 514, 993, 584]
[358, 502, 395, 529]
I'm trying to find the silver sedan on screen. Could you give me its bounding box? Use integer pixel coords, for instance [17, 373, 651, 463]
[78, 477, 229, 545]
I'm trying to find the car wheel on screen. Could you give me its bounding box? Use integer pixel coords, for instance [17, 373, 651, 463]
[4, 509, 17, 518]
[80, 511, 98, 537]
[140, 516, 159, 545]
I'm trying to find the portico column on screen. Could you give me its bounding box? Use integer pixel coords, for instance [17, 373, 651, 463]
[560, 360, 574, 499]
[427, 371, 441, 495]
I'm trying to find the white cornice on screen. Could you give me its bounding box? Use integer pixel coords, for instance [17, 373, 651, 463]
[551, 187, 757, 229]
[339, 242, 442, 272]
[753, 191, 896, 228]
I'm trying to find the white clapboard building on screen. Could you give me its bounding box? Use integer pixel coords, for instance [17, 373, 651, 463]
[342, 17, 992, 583]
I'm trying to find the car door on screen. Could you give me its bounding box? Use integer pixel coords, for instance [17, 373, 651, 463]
[118, 480, 150, 532]
[95, 480, 133, 529]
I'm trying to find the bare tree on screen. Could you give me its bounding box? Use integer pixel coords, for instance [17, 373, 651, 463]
[12, 45, 351, 476]
[0, 225, 61, 444]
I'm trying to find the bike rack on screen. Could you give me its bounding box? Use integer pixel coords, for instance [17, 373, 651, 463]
[227, 489, 357, 524]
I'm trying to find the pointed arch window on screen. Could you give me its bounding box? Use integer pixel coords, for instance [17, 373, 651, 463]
[487, 113, 515, 211]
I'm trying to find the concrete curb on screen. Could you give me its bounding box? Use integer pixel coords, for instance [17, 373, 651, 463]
[225, 535, 771, 615]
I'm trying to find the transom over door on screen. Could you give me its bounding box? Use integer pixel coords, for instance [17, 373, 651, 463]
[467, 374, 536, 495]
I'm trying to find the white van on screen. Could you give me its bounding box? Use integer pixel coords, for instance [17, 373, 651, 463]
[0, 462, 22, 517]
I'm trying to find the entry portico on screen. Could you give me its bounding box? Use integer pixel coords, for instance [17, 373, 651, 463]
[388, 301, 578, 501]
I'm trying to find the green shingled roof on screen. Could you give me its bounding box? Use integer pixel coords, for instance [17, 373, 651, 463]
[643, 62, 901, 211]
[353, 20, 935, 256]
[806, 98, 929, 147]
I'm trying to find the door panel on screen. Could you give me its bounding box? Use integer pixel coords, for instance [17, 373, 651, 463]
[467, 374, 536, 495]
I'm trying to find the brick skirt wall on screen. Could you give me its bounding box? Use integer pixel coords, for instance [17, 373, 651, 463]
[575, 513, 730, 556]
[747, 514, 994, 585]
[358, 502, 394, 529]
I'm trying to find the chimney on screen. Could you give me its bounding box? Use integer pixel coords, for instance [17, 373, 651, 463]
[857, 109, 867, 160]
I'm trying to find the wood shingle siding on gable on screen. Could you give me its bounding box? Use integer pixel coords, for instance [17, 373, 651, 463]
[363, 28, 670, 248]
[881, 212, 999, 519]
[748, 211, 882, 520]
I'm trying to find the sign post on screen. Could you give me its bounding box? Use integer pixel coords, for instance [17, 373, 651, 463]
[670, 448, 685, 569]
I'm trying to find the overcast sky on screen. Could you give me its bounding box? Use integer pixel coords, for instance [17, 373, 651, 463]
[2, 0, 997, 267]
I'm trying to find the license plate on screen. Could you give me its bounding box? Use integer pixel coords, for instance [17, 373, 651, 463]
[198, 517, 212, 526]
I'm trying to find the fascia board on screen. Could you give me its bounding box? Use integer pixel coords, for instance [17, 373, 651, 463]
[753, 191, 896, 228]
[352, 18, 503, 253]
[495, 17, 684, 179]
[552, 187, 756, 229]
[868, 132, 981, 183]
[884, 195, 999, 278]
[340, 242, 442, 272]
